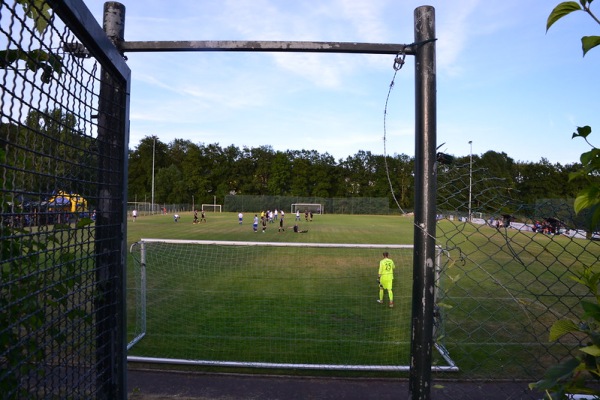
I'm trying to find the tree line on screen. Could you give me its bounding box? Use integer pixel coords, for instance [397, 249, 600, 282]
[129, 135, 590, 210]
[1, 108, 591, 213]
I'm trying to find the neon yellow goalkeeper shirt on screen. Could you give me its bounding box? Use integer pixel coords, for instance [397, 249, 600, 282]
[378, 258, 395, 282]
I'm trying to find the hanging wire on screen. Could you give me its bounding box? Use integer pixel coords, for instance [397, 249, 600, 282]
[383, 46, 408, 215]
[382, 38, 437, 221]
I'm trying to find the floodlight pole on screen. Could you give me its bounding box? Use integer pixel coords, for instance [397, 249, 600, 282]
[151, 137, 155, 214]
[410, 6, 436, 400]
[468, 140, 473, 221]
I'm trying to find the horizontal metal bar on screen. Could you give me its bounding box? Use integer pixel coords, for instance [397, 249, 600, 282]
[139, 238, 415, 248]
[127, 356, 460, 372]
[119, 40, 416, 55]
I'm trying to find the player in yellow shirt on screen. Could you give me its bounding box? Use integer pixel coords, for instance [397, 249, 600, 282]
[377, 252, 396, 308]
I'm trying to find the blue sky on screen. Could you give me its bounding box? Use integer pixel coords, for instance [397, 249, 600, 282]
[83, 0, 600, 165]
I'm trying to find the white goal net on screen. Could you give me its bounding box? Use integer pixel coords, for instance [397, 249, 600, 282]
[291, 203, 323, 214]
[127, 239, 455, 371]
[201, 204, 222, 212]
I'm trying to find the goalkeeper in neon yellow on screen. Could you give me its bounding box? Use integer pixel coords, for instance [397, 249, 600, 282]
[377, 252, 396, 308]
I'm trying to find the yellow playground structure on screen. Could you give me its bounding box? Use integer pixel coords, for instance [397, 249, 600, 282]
[47, 190, 88, 214]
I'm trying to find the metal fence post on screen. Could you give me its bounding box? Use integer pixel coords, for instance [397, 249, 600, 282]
[96, 2, 128, 399]
[410, 6, 436, 400]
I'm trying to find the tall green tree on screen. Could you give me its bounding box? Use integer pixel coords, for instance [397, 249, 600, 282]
[479, 150, 515, 184]
[311, 152, 340, 198]
[128, 136, 169, 202]
[268, 151, 292, 195]
[155, 164, 186, 203]
[514, 158, 565, 204]
[289, 150, 314, 196]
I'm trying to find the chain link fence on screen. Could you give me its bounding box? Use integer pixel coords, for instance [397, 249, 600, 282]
[431, 161, 600, 399]
[0, 0, 130, 398]
[2, 1, 599, 399]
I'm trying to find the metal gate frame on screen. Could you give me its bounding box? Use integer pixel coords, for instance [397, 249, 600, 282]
[106, 3, 437, 399]
[45, 1, 131, 398]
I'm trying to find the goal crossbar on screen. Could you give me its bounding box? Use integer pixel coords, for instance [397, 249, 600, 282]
[138, 238, 413, 249]
[291, 203, 323, 214]
[201, 204, 222, 212]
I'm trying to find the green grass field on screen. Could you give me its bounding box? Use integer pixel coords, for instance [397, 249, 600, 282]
[125, 212, 600, 379]
[126, 212, 417, 370]
[126, 211, 415, 245]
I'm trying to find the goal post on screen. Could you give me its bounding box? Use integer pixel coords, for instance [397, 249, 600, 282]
[291, 203, 323, 214]
[201, 204, 222, 212]
[127, 239, 455, 372]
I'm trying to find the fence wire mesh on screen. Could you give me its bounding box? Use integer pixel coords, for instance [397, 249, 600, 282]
[1, 0, 129, 398]
[2, 1, 599, 399]
[432, 160, 600, 399]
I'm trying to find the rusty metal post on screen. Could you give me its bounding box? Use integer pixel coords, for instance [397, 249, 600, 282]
[97, 2, 128, 399]
[410, 6, 437, 400]
[103, 1, 126, 44]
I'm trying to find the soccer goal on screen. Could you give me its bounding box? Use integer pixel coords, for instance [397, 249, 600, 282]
[201, 204, 222, 212]
[127, 239, 456, 372]
[291, 203, 323, 214]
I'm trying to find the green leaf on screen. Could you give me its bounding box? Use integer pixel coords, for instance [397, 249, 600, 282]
[582, 300, 600, 321]
[550, 319, 580, 341]
[582, 35, 600, 56]
[580, 344, 600, 357]
[579, 148, 600, 167]
[17, 0, 52, 34]
[573, 125, 592, 139]
[574, 185, 600, 214]
[530, 357, 581, 390]
[40, 64, 53, 83]
[547, 2, 583, 31]
[0, 49, 21, 69]
[47, 54, 63, 74]
[591, 204, 600, 231]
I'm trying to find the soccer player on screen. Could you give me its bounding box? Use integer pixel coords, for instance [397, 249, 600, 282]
[238, 212, 243, 224]
[193, 209, 199, 224]
[377, 252, 396, 308]
[200, 210, 206, 223]
[261, 215, 267, 233]
[278, 215, 285, 233]
[253, 214, 259, 232]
